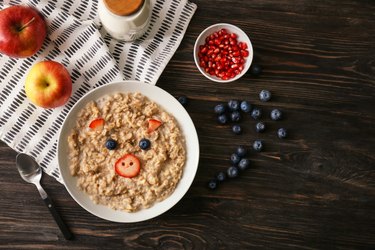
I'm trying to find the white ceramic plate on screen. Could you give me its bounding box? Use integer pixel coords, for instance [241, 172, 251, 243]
[57, 81, 200, 223]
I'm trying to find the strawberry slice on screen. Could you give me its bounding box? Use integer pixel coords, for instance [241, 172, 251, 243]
[115, 154, 141, 178]
[89, 118, 104, 130]
[147, 119, 162, 133]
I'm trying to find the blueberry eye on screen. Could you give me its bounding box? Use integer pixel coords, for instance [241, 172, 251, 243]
[139, 138, 151, 150]
[105, 139, 117, 150]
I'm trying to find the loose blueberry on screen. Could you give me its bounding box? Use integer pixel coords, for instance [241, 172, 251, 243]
[208, 179, 218, 190]
[216, 171, 227, 182]
[255, 122, 266, 133]
[232, 124, 242, 135]
[228, 100, 240, 111]
[139, 138, 151, 150]
[178, 95, 188, 106]
[105, 139, 117, 150]
[231, 111, 241, 122]
[253, 140, 263, 152]
[249, 64, 263, 76]
[236, 145, 247, 157]
[270, 109, 283, 121]
[259, 90, 271, 102]
[238, 158, 250, 171]
[230, 153, 241, 165]
[240, 101, 252, 113]
[227, 166, 239, 178]
[217, 114, 228, 124]
[278, 128, 288, 139]
[214, 103, 226, 115]
[251, 107, 262, 120]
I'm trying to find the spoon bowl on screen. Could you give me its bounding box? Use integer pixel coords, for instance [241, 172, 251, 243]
[16, 153, 47, 199]
[16, 153, 72, 240]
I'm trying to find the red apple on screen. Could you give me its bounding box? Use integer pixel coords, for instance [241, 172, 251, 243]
[0, 5, 46, 58]
[25, 61, 72, 109]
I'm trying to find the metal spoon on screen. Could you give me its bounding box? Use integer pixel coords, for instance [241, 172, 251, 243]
[16, 153, 73, 240]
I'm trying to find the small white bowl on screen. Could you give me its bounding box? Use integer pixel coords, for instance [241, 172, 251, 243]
[194, 23, 253, 83]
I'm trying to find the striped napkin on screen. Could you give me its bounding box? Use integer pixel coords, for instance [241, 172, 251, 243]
[0, 0, 196, 183]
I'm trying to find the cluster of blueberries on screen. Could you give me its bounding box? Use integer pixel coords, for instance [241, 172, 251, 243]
[208, 145, 250, 189]
[214, 90, 287, 139]
[209, 89, 288, 190]
[174, 77, 289, 190]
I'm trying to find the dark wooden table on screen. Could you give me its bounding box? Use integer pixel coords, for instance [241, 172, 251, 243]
[1, 0, 375, 249]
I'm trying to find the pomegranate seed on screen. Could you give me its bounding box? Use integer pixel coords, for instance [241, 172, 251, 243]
[241, 49, 249, 57]
[240, 42, 248, 50]
[230, 33, 237, 39]
[232, 51, 240, 57]
[229, 39, 237, 46]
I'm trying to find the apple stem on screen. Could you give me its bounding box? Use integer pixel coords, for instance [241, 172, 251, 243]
[18, 17, 35, 32]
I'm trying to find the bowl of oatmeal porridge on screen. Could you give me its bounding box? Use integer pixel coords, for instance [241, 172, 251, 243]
[58, 81, 199, 222]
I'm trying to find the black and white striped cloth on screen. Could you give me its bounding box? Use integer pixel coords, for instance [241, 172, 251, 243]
[0, 0, 196, 183]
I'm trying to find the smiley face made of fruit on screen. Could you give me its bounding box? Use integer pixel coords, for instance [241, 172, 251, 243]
[88, 117, 162, 178]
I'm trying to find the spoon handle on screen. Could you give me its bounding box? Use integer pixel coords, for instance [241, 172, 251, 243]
[43, 196, 73, 240]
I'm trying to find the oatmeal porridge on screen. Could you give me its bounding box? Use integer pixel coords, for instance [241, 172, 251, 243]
[67, 92, 186, 212]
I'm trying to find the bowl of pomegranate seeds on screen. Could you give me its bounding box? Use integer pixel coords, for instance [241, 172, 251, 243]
[194, 23, 253, 82]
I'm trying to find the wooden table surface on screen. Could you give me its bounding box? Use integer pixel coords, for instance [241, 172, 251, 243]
[1, 0, 374, 249]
